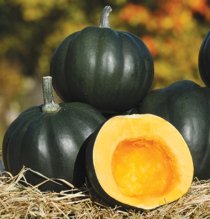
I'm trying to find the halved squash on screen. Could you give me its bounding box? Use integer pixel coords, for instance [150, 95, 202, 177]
[85, 114, 194, 209]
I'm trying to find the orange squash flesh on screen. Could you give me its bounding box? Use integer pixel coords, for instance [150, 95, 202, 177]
[112, 137, 179, 198]
[92, 114, 194, 209]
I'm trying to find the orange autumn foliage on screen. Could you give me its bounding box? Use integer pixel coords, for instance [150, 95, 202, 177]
[118, 1, 209, 88]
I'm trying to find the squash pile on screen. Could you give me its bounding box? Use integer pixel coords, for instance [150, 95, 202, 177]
[2, 5, 210, 210]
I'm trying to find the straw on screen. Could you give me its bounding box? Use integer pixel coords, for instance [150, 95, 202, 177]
[0, 167, 209, 218]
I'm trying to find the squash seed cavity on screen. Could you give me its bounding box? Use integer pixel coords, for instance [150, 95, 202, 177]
[111, 137, 179, 198]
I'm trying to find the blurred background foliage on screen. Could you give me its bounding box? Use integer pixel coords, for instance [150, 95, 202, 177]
[0, 0, 210, 156]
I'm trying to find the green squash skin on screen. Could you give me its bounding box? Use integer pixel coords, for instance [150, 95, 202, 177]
[198, 31, 210, 86]
[137, 80, 210, 180]
[50, 26, 154, 114]
[2, 102, 105, 191]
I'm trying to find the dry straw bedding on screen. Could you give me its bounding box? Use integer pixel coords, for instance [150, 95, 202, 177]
[0, 168, 210, 219]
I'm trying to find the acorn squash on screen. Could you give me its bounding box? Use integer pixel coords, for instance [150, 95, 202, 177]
[85, 114, 193, 209]
[2, 76, 105, 191]
[50, 6, 154, 114]
[138, 80, 210, 179]
[198, 31, 210, 86]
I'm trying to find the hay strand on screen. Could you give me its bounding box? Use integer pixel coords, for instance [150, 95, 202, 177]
[0, 168, 210, 218]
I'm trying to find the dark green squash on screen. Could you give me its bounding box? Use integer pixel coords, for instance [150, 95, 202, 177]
[198, 31, 210, 86]
[2, 76, 105, 191]
[137, 80, 210, 180]
[50, 6, 154, 114]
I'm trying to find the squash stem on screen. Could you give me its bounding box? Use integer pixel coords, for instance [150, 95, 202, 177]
[42, 76, 61, 113]
[100, 5, 112, 28]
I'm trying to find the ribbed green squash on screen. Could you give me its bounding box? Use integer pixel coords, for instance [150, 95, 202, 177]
[198, 31, 210, 86]
[137, 80, 210, 180]
[2, 76, 105, 191]
[50, 6, 154, 114]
